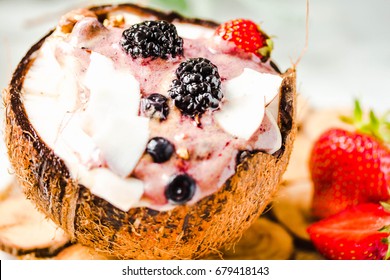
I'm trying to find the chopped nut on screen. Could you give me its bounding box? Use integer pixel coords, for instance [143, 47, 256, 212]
[176, 148, 190, 160]
[103, 15, 125, 28]
[194, 114, 201, 126]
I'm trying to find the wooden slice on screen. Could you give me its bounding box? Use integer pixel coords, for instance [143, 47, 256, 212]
[282, 133, 313, 183]
[295, 94, 313, 129]
[0, 151, 16, 201]
[216, 218, 294, 260]
[294, 248, 325, 260]
[54, 244, 116, 260]
[0, 194, 70, 257]
[272, 180, 315, 241]
[302, 108, 352, 141]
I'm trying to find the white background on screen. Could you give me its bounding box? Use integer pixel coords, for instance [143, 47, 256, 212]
[2, 260, 390, 279]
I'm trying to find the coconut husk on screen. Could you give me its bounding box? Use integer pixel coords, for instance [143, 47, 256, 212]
[3, 3, 297, 259]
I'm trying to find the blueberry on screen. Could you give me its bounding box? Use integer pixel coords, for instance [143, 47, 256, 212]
[165, 174, 196, 204]
[146, 137, 174, 163]
[141, 93, 169, 120]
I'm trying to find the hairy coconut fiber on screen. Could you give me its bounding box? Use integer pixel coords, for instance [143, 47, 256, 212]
[3, 3, 297, 259]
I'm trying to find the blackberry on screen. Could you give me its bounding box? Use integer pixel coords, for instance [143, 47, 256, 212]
[121, 20, 183, 59]
[165, 174, 196, 204]
[146, 137, 175, 163]
[168, 57, 223, 117]
[141, 93, 169, 120]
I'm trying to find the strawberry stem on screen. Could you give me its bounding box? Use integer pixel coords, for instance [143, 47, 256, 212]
[379, 202, 390, 260]
[340, 99, 390, 144]
[258, 39, 274, 59]
[384, 236, 390, 260]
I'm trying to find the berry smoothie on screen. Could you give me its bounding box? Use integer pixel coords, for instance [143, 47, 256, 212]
[22, 9, 283, 211]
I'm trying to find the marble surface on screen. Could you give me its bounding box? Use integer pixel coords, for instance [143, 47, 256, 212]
[1, 0, 389, 112]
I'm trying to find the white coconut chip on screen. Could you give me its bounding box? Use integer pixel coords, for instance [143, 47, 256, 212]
[254, 109, 282, 154]
[215, 68, 282, 140]
[83, 52, 150, 177]
[83, 168, 144, 212]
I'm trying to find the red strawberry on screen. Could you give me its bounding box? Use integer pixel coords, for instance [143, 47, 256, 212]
[215, 19, 273, 61]
[309, 100, 390, 218]
[307, 203, 390, 260]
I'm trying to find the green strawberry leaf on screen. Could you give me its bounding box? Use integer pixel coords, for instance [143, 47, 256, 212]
[381, 236, 390, 260]
[378, 206, 390, 260]
[370, 110, 380, 130]
[340, 99, 361, 125]
[339, 115, 354, 125]
[354, 99, 363, 124]
[379, 225, 390, 232]
[381, 201, 390, 213]
[341, 99, 390, 144]
[380, 113, 390, 143]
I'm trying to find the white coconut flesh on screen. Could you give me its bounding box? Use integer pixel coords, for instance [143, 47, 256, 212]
[21, 13, 283, 212]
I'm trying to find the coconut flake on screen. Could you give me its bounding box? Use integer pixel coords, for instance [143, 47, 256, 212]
[215, 68, 282, 140]
[255, 109, 282, 154]
[57, 113, 100, 166]
[84, 52, 140, 125]
[85, 168, 144, 212]
[236, 68, 282, 105]
[83, 52, 149, 177]
[215, 89, 265, 140]
[93, 115, 149, 178]
[267, 92, 280, 122]
[175, 23, 214, 39]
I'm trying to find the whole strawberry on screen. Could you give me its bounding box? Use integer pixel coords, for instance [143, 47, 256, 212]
[307, 203, 390, 260]
[309, 101, 390, 218]
[215, 19, 273, 61]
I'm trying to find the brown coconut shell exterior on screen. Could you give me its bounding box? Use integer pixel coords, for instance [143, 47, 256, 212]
[3, 3, 297, 259]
